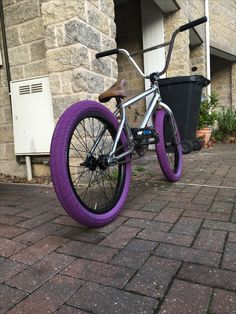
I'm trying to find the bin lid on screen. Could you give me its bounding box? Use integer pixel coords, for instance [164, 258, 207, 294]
[158, 75, 210, 87]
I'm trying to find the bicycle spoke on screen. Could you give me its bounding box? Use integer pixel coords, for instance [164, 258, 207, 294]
[74, 128, 88, 152]
[70, 142, 85, 159]
[68, 114, 125, 213]
[72, 167, 89, 186]
[93, 169, 111, 206]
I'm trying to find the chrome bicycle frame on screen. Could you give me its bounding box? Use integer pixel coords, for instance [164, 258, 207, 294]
[92, 46, 181, 165]
[107, 85, 179, 164]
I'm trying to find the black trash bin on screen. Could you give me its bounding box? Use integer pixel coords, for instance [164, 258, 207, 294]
[158, 75, 210, 154]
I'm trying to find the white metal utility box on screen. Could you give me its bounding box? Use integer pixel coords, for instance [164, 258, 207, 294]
[11, 76, 55, 155]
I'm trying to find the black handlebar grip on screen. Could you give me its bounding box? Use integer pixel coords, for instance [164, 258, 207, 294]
[96, 48, 120, 59]
[179, 16, 207, 32]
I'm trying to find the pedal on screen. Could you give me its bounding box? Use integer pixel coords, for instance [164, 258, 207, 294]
[131, 127, 159, 144]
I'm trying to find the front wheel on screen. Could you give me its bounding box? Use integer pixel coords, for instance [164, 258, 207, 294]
[154, 109, 183, 182]
[50, 100, 131, 227]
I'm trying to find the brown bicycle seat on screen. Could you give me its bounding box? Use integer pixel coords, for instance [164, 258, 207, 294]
[99, 79, 127, 103]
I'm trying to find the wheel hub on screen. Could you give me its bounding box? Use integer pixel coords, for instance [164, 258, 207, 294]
[80, 155, 108, 171]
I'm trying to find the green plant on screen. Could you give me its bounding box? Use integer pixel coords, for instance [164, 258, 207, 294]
[213, 107, 236, 142]
[198, 94, 218, 129]
[134, 166, 145, 172]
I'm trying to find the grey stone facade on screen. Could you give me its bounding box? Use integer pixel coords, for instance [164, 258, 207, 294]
[0, 0, 116, 177]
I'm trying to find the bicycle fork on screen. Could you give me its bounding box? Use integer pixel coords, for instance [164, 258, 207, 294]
[159, 101, 181, 146]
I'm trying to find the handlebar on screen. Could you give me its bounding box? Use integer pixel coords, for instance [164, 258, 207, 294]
[96, 16, 207, 79]
[96, 48, 120, 59]
[179, 16, 207, 32]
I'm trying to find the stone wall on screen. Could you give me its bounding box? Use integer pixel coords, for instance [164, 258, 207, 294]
[164, 0, 206, 77]
[5, 0, 47, 80]
[211, 55, 232, 108]
[115, 0, 145, 126]
[42, 0, 117, 119]
[164, 0, 190, 77]
[0, 0, 46, 176]
[232, 62, 236, 109]
[0, 0, 117, 177]
[209, 0, 236, 110]
[209, 0, 236, 56]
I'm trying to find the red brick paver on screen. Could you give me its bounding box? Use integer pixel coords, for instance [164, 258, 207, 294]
[158, 279, 212, 314]
[0, 143, 236, 313]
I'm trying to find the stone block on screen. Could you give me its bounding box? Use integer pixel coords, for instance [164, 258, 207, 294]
[72, 68, 104, 94]
[100, 0, 115, 18]
[30, 40, 46, 62]
[2, 0, 15, 6]
[101, 34, 116, 51]
[0, 124, 14, 143]
[45, 24, 65, 49]
[32, 163, 50, 177]
[41, 0, 85, 26]
[4, 0, 40, 27]
[0, 160, 26, 177]
[49, 73, 62, 95]
[20, 18, 45, 44]
[24, 60, 48, 78]
[0, 90, 10, 109]
[0, 71, 8, 88]
[60, 71, 73, 94]
[88, 0, 99, 8]
[47, 45, 89, 72]
[91, 53, 112, 77]
[52, 93, 88, 118]
[87, 3, 110, 35]
[0, 108, 5, 124]
[45, 25, 57, 49]
[4, 143, 15, 160]
[104, 77, 116, 91]
[109, 18, 116, 38]
[5, 26, 21, 48]
[3, 107, 12, 124]
[65, 19, 101, 51]
[11, 66, 24, 81]
[8, 45, 31, 66]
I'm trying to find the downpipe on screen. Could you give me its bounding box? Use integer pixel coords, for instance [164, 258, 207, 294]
[205, 0, 211, 96]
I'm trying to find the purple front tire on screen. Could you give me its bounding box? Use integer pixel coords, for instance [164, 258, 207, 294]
[50, 100, 131, 227]
[154, 109, 183, 182]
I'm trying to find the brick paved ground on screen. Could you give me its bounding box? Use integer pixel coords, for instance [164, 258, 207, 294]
[1, 143, 236, 314]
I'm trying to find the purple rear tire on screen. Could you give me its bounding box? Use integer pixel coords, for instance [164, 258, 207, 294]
[153, 109, 183, 182]
[50, 100, 131, 227]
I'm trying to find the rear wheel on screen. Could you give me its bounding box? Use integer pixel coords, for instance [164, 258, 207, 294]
[154, 109, 183, 182]
[50, 100, 131, 227]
